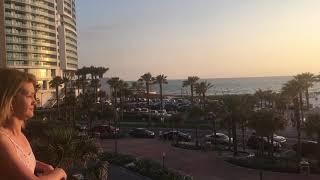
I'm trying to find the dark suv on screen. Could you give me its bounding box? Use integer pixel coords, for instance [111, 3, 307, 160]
[160, 130, 191, 142]
[129, 128, 155, 138]
[90, 125, 119, 138]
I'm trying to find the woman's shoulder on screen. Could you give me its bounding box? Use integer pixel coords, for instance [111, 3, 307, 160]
[0, 131, 16, 153]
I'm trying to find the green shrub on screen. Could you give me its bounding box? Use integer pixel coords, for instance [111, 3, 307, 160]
[100, 152, 135, 166]
[100, 152, 193, 180]
[131, 159, 193, 180]
[226, 156, 299, 173]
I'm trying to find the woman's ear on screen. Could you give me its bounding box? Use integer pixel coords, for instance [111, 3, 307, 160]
[11, 97, 17, 112]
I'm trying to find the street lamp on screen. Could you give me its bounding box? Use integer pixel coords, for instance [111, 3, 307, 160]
[162, 152, 166, 168]
[208, 112, 217, 136]
[208, 112, 217, 146]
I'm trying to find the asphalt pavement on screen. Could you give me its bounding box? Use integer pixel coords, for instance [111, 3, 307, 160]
[109, 165, 151, 180]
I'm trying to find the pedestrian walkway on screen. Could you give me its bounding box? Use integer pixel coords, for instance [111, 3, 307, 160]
[109, 165, 151, 180]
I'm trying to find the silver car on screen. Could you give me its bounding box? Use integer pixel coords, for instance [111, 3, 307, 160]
[205, 133, 233, 145]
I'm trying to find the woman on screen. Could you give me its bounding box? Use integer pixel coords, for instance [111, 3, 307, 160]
[0, 68, 67, 179]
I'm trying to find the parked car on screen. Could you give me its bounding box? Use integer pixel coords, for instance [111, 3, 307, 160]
[273, 134, 287, 144]
[160, 130, 191, 142]
[150, 110, 159, 116]
[140, 108, 149, 114]
[204, 133, 233, 145]
[247, 135, 281, 151]
[129, 128, 155, 138]
[75, 123, 88, 131]
[292, 140, 318, 158]
[90, 125, 119, 138]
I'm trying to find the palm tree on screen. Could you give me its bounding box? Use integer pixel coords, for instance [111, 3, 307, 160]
[220, 113, 233, 150]
[73, 79, 82, 95]
[183, 76, 199, 105]
[49, 76, 64, 119]
[42, 128, 100, 178]
[88, 66, 98, 80]
[90, 66, 108, 101]
[118, 80, 129, 123]
[131, 81, 144, 100]
[76, 67, 90, 94]
[64, 91, 77, 126]
[221, 95, 242, 156]
[107, 77, 121, 106]
[238, 94, 256, 151]
[139, 73, 154, 106]
[294, 72, 316, 110]
[254, 89, 265, 108]
[282, 79, 304, 161]
[62, 75, 72, 120]
[248, 109, 286, 157]
[90, 78, 101, 102]
[96, 67, 109, 79]
[169, 113, 184, 144]
[274, 93, 290, 116]
[154, 74, 168, 110]
[62, 76, 71, 97]
[107, 77, 120, 106]
[107, 77, 122, 153]
[205, 101, 223, 138]
[188, 106, 205, 147]
[254, 89, 275, 108]
[195, 81, 213, 109]
[304, 112, 320, 163]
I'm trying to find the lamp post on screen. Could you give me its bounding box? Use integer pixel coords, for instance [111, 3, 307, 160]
[162, 152, 166, 168]
[209, 112, 217, 135]
[209, 112, 217, 145]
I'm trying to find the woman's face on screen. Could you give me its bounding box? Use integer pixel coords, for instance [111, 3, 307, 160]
[12, 82, 36, 121]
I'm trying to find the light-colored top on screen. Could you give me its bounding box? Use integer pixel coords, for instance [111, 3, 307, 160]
[0, 130, 36, 173]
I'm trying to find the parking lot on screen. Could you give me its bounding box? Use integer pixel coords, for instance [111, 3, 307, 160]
[99, 138, 320, 180]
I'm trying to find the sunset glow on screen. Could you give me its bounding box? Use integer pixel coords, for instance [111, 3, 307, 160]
[77, 0, 320, 80]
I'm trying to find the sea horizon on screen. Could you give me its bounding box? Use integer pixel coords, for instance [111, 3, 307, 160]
[101, 76, 320, 96]
[122, 75, 294, 82]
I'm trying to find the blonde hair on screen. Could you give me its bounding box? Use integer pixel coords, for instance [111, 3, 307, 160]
[0, 68, 36, 126]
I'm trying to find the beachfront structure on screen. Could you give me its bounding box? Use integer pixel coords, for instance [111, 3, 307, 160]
[0, 0, 78, 106]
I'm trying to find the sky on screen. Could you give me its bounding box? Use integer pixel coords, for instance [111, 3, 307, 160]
[76, 0, 320, 80]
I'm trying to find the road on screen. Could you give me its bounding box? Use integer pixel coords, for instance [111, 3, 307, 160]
[100, 138, 320, 180]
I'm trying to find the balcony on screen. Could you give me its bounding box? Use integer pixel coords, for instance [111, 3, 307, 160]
[65, 42, 77, 50]
[5, 5, 55, 18]
[63, 18, 77, 30]
[5, 13, 55, 26]
[6, 22, 56, 34]
[9, 0, 55, 11]
[65, 39, 77, 47]
[64, 24, 77, 35]
[5, 31, 56, 41]
[66, 52, 77, 59]
[6, 59, 58, 69]
[6, 39, 57, 48]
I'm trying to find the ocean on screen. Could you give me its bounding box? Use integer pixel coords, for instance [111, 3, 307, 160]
[102, 76, 320, 96]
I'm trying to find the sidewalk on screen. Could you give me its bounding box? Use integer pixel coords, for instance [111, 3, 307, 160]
[109, 165, 151, 180]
